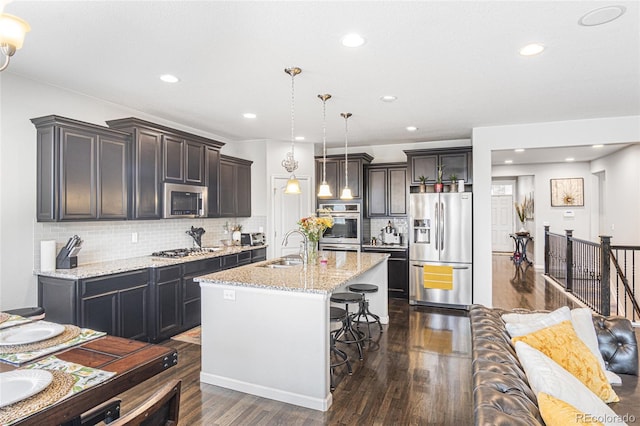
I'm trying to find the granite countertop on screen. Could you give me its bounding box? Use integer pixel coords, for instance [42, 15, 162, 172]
[36, 245, 267, 280]
[196, 251, 389, 294]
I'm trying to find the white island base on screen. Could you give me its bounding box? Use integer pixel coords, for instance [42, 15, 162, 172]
[198, 255, 388, 411]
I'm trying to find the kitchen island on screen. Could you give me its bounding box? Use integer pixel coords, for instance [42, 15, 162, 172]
[195, 251, 389, 411]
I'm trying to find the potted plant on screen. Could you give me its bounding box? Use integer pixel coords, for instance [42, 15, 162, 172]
[418, 175, 428, 193]
[434, 164, 444, 193]
[448, 173, 458, 192]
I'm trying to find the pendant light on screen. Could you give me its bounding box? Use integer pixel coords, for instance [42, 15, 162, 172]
[282, 67, 302, 194]
[317, 94, 332, 198]
[340, 112, 353, 200]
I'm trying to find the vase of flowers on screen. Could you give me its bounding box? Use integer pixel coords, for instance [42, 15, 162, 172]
[298, 210, 334, 264]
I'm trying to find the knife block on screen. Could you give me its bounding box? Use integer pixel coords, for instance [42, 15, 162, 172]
[56, 247, 78, 269]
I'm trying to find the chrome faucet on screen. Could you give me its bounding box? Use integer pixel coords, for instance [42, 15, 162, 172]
[282, 229, 308, 265]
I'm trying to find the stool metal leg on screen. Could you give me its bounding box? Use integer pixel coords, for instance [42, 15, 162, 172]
[353, 292, 383, 340]
[335, 304, 364, 360]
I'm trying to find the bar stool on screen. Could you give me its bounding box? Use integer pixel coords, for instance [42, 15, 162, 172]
[348, 284, 383, 340]
[329, 307, 352, 391]
[330, 292, 365, 360]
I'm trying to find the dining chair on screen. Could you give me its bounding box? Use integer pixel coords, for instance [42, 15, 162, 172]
[109, 379, 181, 426]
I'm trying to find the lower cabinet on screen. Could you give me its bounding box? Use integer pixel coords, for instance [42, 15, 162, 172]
[362, 247, 409, 299]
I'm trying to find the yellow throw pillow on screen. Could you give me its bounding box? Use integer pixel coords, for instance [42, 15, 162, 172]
[512, 320, 619, 403]
[538, 392, 604, 426]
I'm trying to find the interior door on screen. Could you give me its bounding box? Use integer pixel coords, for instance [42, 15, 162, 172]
[491, 195, 514, 252]
[272, 176, 312, 258]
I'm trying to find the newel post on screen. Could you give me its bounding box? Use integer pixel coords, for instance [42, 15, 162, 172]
[600, 235, 611, 316]
[565, 230, 573, 292]
[544, 225, 550, 275]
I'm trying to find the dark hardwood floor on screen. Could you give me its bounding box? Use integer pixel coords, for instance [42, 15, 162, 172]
[115, 254, 576, 425]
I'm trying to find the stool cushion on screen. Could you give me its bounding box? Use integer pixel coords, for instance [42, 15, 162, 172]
[4, 307, 45, 318]
[330, 292, 363, 304]
[330, 307, 347, 321]
[348, 284, 379, 293]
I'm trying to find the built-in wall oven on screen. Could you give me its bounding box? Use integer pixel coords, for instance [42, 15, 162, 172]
[319, 203, 361, 251]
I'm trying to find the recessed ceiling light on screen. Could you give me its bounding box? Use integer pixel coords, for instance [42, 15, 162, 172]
[406, 126, 418, 132]
[515, 148, 525, 153]
[504, 160, 513, 164]
[565, 157, 575, 162]
[160, 74, 180, 83]
[579, 6, 626, 26]
[295, 136, 305, 141]
[519, 43, 545, 56]
[341, 33, 365, 48]
[380, 95, 397, 102]
[243, 113, 257, 119]
[592, 144, 604, 148]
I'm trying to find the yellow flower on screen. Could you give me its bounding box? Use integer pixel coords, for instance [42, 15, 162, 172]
[297, 210, 334, 243]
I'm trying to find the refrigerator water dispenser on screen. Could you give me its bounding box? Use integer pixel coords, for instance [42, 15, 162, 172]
[413, 219, 430, 244]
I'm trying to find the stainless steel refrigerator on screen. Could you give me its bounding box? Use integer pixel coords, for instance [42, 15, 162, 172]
[409, 192, 472, 308]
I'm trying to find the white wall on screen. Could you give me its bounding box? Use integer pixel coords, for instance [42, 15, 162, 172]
[473, 116, 640, 307]
[326, 139, 471, 163]
[0, 72, 275, 310]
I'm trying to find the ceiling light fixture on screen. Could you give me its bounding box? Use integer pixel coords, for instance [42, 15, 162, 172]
[340, 112, 353, 200]
[380, 95, 397, 102]
[160, 74, 179, 83]
[515, 148, 525, 152]
[243, 113, 257, 119]
[0, 13, 30, 72]
[579, 6, 626, 26]
[565, 157, 575, 162]
[341, 33, 365, 48]
[519, 43, 545, 56]
[317, 94, 333, 198]
[406, 126, 418, 132]
[295, 136, 305, 141]
[504, 160, 513, 164]
[592, 144, 604, 148]
[283, 67, 302, 195]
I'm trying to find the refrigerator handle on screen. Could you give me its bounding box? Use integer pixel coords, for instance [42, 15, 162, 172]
[434, 202, 439, 250]
[440, 202, 445, 250]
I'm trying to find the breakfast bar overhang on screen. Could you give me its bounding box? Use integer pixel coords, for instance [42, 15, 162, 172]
[196, 251, 389, 411]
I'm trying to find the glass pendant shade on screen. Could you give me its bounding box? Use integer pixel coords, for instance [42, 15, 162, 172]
[318, 181, 332, 197]
[285, 176, 301, 194]
[0, 14, 30, 50]
[340, 186, 353, 200]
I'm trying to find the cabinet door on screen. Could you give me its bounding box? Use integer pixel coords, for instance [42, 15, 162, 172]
[134, 129, 163, 219]
[236, 163, 251, 217]
[206, 147, 220, 217]
[182, 276, 201, 330]
[219, 160, 236, 217]
[157, 279, 181, 337]
[97, 135, 128, 219]
[367, 168, 387, 217]
[410, 155, 437, 185]
[163, 135, 184, 182]
[81, 292, 117, 335]
[388, 257, 408, 299]
[36, 126, 56, 222]
[185, 140, 205, 185]
[388, 167, 407, 216]
[119, 285, 148, 340]
[340, 159, 362, 198]
[440, 153, 468, 183]
[59, 127, 97, 220]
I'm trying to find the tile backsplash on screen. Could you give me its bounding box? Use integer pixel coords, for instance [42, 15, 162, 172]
[34, 216, 267, 268]
[365, 218, 409, 243]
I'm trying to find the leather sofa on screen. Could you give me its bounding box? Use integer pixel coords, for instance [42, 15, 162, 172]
[470, 305, 639, 425]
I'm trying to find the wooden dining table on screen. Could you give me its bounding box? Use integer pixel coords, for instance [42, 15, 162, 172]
[0, 335, 178, 426]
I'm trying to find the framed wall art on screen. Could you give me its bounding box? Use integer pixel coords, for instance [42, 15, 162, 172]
[550, 178, 584, 207]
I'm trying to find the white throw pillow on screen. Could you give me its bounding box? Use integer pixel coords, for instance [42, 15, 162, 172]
[514, 342, 627, 426]
[571, 308, 622, 385]
[503, 306, 571, 337]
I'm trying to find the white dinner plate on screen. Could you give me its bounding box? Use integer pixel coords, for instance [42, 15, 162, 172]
[0, 321, 65, 346]
[0, 370, 53, 407]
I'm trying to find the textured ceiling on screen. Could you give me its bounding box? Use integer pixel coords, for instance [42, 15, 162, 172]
[4, 1, 640, 151]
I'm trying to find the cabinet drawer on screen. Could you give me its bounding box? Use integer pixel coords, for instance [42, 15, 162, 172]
[183, 257, 221, 276]
[155, 265, 182, 283]
[238, 251, 252, 264]
[81, 270, 148, 298]
[252, 247, 267, 262]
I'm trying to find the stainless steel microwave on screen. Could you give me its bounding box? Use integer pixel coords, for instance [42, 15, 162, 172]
[163, 183, 207, 218]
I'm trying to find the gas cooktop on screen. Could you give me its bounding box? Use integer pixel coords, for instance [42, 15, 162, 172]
[151, 247, 222, 258]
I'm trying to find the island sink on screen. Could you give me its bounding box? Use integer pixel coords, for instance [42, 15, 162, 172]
[259, 256, 303, 268]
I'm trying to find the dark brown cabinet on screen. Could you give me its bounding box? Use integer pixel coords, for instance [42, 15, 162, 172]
[363, 247, 408, 299]
[206, 146, 221, 217]
[405, 147, 472, 187]
[366, 164, 407, 217]
[162, 136, 206, 185]
[220, 155, 252, 217]
[32, 116, 130, 222]
[315, 153, 373, 200]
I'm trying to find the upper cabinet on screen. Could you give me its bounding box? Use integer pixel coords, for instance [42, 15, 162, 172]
[366, 164, 407, 217]
[32, 115, 131, 221]
[315, 153, 373, 201]
[106, 117, 224, 219]
[405, 147, 472, 188]
[219, 155, 252, 217]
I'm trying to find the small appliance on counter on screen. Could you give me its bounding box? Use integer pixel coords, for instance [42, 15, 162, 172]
[241, 232, 266, 246]
[56, 235, 82, 269]
[379, 221, 403, 245]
